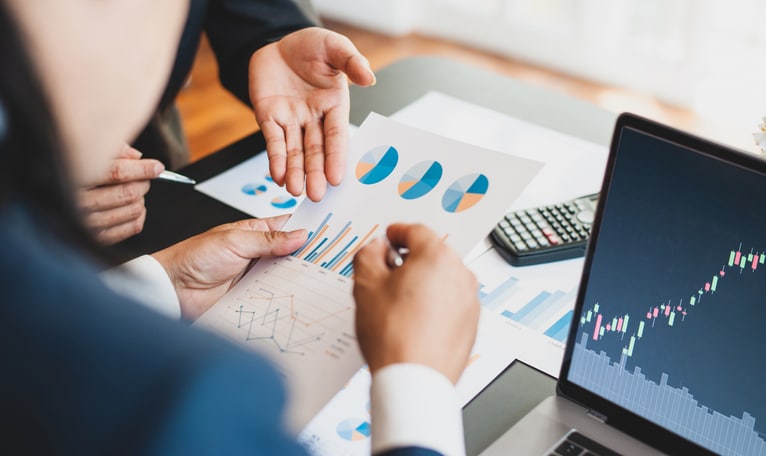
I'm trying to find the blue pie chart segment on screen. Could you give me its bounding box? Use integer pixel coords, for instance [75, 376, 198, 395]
[270, 196, 297, 209]
[442, 173, 489, 213]
[356, 145, 399, 185]
[398, 160, 443, 200]
[336, 418, 372, 441]
[241, 183, 268, 196]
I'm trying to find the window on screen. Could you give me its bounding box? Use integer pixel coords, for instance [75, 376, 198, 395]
[315, 0, 766, 128]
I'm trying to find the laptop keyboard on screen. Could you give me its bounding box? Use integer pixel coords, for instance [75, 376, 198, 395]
[545, 430, 622, 456]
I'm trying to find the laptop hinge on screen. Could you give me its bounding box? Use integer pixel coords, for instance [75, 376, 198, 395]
[586, 409, 607, 423]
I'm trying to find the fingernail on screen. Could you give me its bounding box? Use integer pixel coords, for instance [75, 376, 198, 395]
[154, 163, 165, 175]
[368, 68, 377, 86]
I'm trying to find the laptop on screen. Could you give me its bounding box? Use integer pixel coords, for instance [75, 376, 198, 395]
[482, 113, 766, 456]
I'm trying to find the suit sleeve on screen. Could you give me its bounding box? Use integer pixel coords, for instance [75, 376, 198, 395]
[148, 350, 310, 455]
[205, 0, 318, 106]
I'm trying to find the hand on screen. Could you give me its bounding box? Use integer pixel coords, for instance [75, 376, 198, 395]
[151, 216, 308, 321]
[77, 144, 164, 244]
[249, 27, 376, 202]
[353, 224, 481, 384]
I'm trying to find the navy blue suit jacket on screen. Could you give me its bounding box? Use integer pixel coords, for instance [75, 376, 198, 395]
[166, 0, 316, 109]
[0, 202, 441, 455]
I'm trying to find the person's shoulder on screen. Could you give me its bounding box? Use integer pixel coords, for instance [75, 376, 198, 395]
[0, 202, 305, 454]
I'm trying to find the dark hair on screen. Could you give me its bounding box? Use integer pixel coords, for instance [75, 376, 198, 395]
[0, 2, 112, 263]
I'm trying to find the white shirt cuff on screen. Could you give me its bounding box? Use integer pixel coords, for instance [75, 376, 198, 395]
[370, 363, 465, 456]
[99, 255, 181, 319]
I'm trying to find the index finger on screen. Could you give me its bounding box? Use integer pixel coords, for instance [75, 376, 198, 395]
[102, 158, 164, 185]
[386, 223, 442, 254]
[211, 215, 292, 233]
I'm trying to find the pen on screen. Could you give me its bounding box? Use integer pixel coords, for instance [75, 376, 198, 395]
[385, 239, 409, 269]
[157, 170, 196, 185]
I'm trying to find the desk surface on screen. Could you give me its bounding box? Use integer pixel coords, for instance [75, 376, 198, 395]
[119, 55, 617, 455]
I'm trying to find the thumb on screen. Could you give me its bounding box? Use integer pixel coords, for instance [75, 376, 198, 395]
[227, 228, 308, 259]
[325, 32, 375, 87]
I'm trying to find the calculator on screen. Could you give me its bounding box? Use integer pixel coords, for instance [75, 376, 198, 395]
[488, 193, 599, 266]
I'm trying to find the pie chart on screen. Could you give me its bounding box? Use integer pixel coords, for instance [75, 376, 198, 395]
[336, 418, 371, 441]
[398, 160, 443, 200]
[241, 183, 268, 196]
[442, 173, 489, 213]
[356, 145, 398, 185]
[270, 196, 297, 209]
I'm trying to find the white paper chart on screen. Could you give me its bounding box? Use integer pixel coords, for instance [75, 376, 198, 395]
[195, 113, 543, 430]
[195, 151, 306, 218]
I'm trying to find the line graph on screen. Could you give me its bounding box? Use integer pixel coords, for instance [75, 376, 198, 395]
[580, 243, 765, 358]
[195, 255, 356, 360]
[234, 289, 323, 355]
[193, 253, 363, 430]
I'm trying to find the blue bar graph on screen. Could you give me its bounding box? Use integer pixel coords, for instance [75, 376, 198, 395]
[500, 285, 577, 339]
[570, 334, 766, 456]
[291, 212, 381, 278]
[479, 276, 520, 311]
[502, 291, 551, 324]
[544, 310, 573, 342]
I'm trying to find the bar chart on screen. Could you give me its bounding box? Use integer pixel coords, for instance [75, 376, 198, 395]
[472, 247, 583, 344]
[570, 334, 766, 456]
[293, 212, 382, 277]
[499, 286, 578, 342]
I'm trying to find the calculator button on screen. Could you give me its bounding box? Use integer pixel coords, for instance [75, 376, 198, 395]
[521, 232, 532, 240]
[510, 234, 522, 243]
[515, 243, 528, 252]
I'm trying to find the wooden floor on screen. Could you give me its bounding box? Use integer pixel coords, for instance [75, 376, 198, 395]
[175, 19, 746, 163]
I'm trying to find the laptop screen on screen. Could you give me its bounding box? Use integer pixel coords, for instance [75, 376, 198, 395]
[560, 116, 766, 456]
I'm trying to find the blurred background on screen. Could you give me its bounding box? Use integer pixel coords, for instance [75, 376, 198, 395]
[178, 0, 766, 162]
